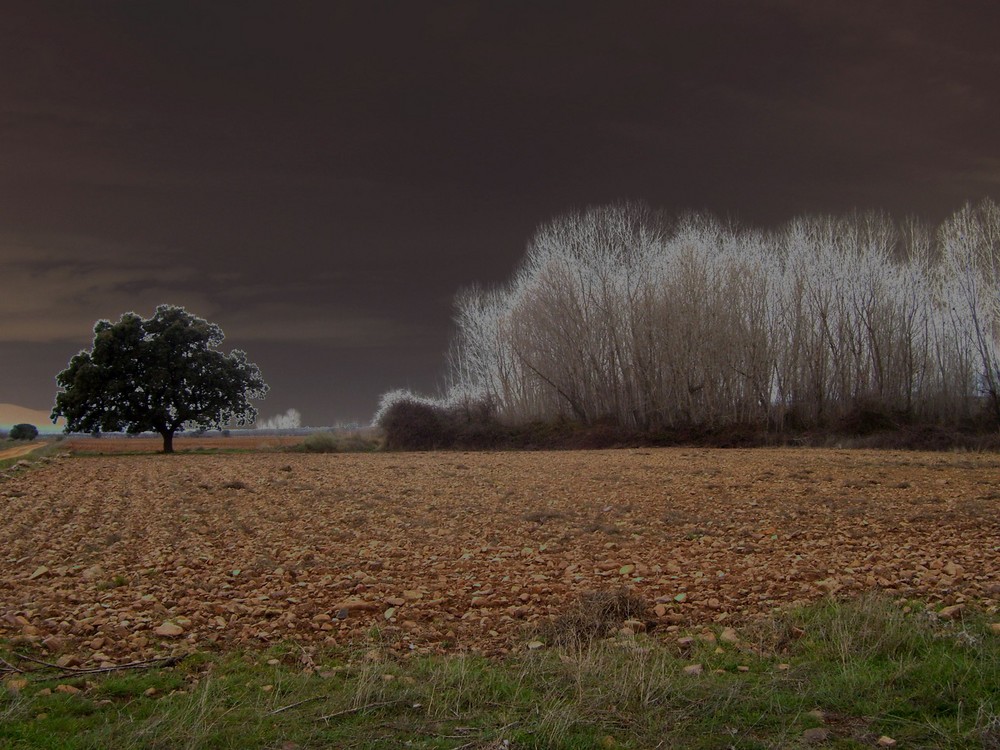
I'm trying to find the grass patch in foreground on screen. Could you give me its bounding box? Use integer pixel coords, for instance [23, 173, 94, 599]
[1, 596, 997, 749]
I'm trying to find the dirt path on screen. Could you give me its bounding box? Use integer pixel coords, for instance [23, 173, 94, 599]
[1, 448, 997, 664]
[0, 442, 43, 461]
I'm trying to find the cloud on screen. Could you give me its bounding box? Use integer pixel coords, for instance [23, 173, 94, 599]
[0, 233, 431, 349]
[222, 310, 428, 346]
[0, 236, 216, 343]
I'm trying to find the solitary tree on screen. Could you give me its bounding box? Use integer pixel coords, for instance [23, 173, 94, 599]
[52, 306, 268, 453]
[9, 423, 39, 441]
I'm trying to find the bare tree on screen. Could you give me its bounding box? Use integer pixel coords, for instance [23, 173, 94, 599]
[407, 200, 1000, 435]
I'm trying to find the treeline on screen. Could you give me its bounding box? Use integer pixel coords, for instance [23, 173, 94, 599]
[377, 200, 1000, 448]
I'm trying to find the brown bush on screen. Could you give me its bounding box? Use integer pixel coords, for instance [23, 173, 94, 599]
[541, 588, 650, 647]
[378, 398, 456, 451]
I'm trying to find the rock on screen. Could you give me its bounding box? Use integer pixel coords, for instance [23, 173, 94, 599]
[673, 593, 687, 603]
[4, 678, 28, 694]
[81, 565, 104, 580]
[28, 565, 49, 580]
[56, 654, 80, 669]
[385, 597, 406, 607]
[682, 663, 703, 675]
[402, 590, 423, 601]
[877, 737, 897, 747]
[802, 727, 828, 743]
[942, 562, 962, 578]
[720, 627, 739, 643]
[526, 640, 545, 650]
[618, 565, 635, 576]
[939, 604, 965, 620]
[816, 578, 841, 594]
[312, 613, 331, 623]
[154, 621, 185, 637]
[42, 635, 65, 652]
[333, 599, 378, 613]
[384, 607, 397, 620]
[623, 619, 645, 633]
[653, 603, 668, 617]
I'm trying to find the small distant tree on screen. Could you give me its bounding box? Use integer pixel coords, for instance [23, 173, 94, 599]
[52, 306, 269, 453]
[9, 423, 39, 440]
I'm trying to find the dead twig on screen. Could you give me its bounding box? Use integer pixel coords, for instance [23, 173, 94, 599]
[267, 695, 327, 715]
[13, 653, 184, 681]
[314, 699, 406, 722]
[12, 653, 77, 671]
[0, 656, 26, 674]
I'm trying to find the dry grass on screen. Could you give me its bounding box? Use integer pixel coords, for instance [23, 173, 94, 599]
[541, 588, 650, 647]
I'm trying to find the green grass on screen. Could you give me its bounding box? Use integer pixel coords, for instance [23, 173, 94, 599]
[1, 596, 997, 749]
[292, 430, 381, 453]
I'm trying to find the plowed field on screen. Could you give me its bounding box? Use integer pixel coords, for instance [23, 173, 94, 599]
[2, 449, 998, 666]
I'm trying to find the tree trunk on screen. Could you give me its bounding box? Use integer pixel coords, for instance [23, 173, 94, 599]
[161, 430, 174, 454]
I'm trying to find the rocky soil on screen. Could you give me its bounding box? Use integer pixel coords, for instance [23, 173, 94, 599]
[1, 449, 998, 666]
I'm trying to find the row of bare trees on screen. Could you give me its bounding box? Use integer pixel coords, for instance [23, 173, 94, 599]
[380, 200, 1000, 432]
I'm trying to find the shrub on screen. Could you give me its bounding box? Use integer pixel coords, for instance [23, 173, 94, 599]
[377, 395, 455, 451]
[301, 432, 339, 453]
[9, 423, 39, 441]
[541, 588, 650, 647]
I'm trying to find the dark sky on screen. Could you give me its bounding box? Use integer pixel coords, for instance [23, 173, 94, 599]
[3, 1, 1000, 426]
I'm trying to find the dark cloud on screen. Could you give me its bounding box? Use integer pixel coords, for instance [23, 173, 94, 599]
[2, 1, 999, 424]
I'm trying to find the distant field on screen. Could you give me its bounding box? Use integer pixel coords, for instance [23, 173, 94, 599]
[62, 434, 307, 453]
[1, 448, 997, 666]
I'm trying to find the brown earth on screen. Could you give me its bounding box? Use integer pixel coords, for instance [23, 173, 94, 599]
[1, 449, 998, 666]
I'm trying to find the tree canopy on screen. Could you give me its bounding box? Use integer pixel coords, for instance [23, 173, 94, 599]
[9, 423, 39, 441]
[52, 306, 268, 452]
